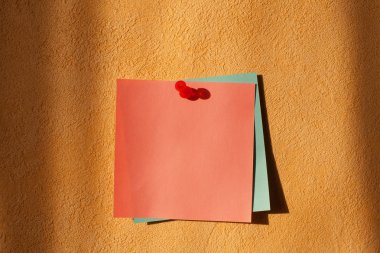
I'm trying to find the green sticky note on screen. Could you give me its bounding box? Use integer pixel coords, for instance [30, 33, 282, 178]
[133, 73, 270, 223]
[133, 218, 163, 223]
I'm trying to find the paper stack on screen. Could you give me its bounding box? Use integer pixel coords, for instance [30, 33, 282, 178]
[115, 73, 270, 223]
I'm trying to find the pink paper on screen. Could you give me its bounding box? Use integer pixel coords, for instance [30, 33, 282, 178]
[114, 80, 255, 222]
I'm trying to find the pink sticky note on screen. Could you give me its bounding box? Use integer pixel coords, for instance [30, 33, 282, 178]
[114, 80, 255, 222]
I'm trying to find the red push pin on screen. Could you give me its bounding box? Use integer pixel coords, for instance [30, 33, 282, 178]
[197, 88, 211, 100]
[179, 86, 199, 101]
[187, 88, 199, 101]
[175, 80, 187, 91]
[179, 86, 192, 98]
[175, 81, 209, 101]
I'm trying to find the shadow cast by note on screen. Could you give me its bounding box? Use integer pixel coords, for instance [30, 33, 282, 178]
[258, 75, 289, 215]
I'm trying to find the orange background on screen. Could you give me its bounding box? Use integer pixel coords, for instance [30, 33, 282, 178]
[0, 0, 379, 252]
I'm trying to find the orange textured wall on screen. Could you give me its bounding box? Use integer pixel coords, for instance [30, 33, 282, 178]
[0, 0, 379, 252]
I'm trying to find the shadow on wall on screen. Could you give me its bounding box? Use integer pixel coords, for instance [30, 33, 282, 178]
[69, 0, 108, 250]
[258, 75, 289, 215]
[250, 75, 289, 226]
[0, 2, 52, 252]
[0, 1, 106, 251]
[355, 2, 380, 246]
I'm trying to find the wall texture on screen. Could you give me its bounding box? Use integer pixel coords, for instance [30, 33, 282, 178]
[0, 0, 379, 252]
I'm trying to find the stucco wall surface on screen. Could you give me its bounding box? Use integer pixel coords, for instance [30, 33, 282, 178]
[0, 0, 379, 252]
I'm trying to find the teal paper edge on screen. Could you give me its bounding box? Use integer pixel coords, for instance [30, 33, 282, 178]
[133, 73, 270, 223]
[133, 218, 163, 223]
